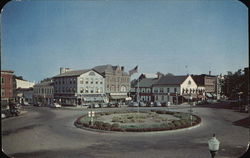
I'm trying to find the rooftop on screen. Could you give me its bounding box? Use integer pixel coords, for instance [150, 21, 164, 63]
[53, 69, 91, 78]
[154, 75, 188, 85]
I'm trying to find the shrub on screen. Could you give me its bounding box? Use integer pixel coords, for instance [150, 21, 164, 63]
[103, 123, 112, 129]
[156, 111, 166, 114]
[111, 123, 120, 129]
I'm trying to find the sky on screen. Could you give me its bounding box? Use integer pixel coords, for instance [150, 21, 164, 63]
[1, 0, 248, 82]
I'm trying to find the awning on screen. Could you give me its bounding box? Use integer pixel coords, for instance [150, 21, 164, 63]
[83, 97, 104, 101]
[182, 94, 197, 99]
[110, 95, 128, 99]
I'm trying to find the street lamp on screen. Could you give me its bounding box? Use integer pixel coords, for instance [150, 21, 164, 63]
[208, 134, 220, 158]
[167, 93, 170, 111]
[175, 92, 178, 105]
[189, 95, 193, 126]
[238, 92, 243, 111]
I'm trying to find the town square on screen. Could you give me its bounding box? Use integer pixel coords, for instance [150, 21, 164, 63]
[1, 0, 249, 158]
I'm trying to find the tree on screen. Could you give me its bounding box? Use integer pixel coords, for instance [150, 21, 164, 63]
[221, 68, 248, 100]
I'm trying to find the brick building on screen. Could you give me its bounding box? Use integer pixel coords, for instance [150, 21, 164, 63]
[1, 70, 14, 107]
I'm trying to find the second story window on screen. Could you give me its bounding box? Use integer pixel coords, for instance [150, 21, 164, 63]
[154, 88, 158, 93]
[174, 88, 177, 93]
[160, 88, 164, 93]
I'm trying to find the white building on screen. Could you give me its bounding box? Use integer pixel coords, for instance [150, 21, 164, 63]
[15, 79, 35, 89]
[152, 75, 201, 104]
[53, 69, 106, 106]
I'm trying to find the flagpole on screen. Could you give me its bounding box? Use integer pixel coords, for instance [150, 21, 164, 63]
[137, 77, 140, 114]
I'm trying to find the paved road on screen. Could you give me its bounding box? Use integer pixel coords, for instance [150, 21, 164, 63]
[2, 105, 249, 158]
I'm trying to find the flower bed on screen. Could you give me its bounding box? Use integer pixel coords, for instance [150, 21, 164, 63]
[74, 110, 201, 132]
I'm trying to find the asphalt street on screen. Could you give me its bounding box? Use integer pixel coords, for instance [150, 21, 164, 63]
[2, 105, 249, 158]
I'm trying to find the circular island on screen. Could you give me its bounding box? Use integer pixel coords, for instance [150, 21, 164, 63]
[74, 110, 201, 132]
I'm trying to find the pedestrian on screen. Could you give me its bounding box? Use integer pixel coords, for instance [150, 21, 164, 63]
[208, 134, 220, 158]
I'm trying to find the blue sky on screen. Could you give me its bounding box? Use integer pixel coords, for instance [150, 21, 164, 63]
[1, 0, 248, 82]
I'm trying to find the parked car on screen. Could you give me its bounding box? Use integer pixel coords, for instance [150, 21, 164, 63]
[1, 113, 6, 119]
[129, 102, 139, 107]
[139, 102, 146, 107]
[99, 103, 108, 108]
[22, 102, 29, 106]
[146, 102, 154, 107]
[115, 102, 122, 108]
[108, 102, 116, 108]
[50, 103, 62, 108]
[33, 103, 42, 107]
[154, 102, 162, 107]
[88, 103, 100, 108]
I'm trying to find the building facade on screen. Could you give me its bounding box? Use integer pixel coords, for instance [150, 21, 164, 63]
[53, 69, 106, 106]
[1, 70, 14, 106]
[16, 88, 34, 104]
[33, 79, 54, 106]
[192, 74, 217, 99]
[152, 75, 199, 104]
[93, 65, 130, 102]
[14, 78, 35, 104]
[130, 74, 160, 102]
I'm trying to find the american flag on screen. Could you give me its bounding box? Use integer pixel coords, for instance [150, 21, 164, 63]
[129, 66, 138, 76]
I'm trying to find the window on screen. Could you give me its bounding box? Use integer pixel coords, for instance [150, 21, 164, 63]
[86, 81, 88, 84]
[1, 89, 5, 97]
[174, 88, 177, 93]
[154, 88, 158, 93]
[188, 80, 191, 85]
[100, 81, 103, 84]
[96, 81, 98, 84]
[80, 88, 84, 93]
[80, 78, 84, 84]
[1, 77, 4, 84]
[160, 88, 164, 93]
[161, 95, 164, 101]
[121, 86, 126, 92]
[167, 88, 170, 93]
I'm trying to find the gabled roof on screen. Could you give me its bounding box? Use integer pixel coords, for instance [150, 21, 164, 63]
[191, 75, 205, 86]
[131, 78, 159, 88]
[154, 75, 188, 85]
[139, 78, 159, 87]
[53, 69, 91, 78]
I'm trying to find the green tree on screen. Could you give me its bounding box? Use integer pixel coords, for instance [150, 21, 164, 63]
[221, 68, 248, 99]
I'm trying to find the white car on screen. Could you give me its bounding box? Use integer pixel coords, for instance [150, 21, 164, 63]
[129, 102, 139, 107]
[50, 103, 62, 108]
[154, 102, 162, 107]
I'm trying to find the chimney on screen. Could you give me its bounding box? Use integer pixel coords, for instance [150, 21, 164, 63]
[60, 67, 72, 74]
[121, 66, 124, 71]
[60, 67, 65, 74]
